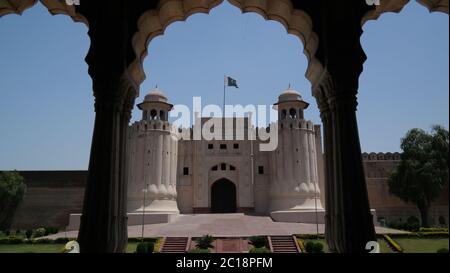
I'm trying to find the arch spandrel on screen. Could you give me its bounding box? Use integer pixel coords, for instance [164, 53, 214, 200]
[417, 0, 449, 13]
[0, 0, 88, 26]
[362, 0, 448, 26]
[130, 0, 224, 88]
[40, 0, 89, 26]
[130, 0, 324, 90]
[0, 0, 36, 17]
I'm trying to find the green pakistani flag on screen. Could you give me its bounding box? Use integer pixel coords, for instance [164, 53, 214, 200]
[226, 76, 239, 88]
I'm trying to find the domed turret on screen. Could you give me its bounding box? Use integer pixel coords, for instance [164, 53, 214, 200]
[143, 87, 169, 103]
[126, 85, 179, 218]
[138, 87, 173, 121]
[269, 85, 325, 222]
[274, 85, 309, 121]
[278, 88, 302, 103]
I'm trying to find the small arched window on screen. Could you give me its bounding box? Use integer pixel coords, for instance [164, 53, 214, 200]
[160, 110, 165, 121]
[289, 108, 297, 119]
[281, 109, 287, 120]
[143, 110, 148, 120]
[150, 109, 157, 120]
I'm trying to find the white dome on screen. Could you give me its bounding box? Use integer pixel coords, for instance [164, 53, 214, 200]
[278, 86, 302, 103]
[144, 87, 168, 103]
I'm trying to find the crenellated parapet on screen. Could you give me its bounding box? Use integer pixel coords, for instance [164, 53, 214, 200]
[362, 152, 401, 161]
[278, 118, 315, 131]
[129, 119, 180, 137]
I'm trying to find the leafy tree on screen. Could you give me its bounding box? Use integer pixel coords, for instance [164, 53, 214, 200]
[0, 171, 26, 230]
[388, 126, 449, 227]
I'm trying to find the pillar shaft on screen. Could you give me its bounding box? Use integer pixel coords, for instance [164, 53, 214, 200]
[315, 74, 376, 253]
[76, 3, 139, 250]
[78, 75, 136, 252]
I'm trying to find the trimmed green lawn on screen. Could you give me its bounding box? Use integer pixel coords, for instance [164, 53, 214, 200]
[0, 244, 65, 253]
[0, 241, 160, 253]
[0, 243, 150, 253]
[127, 243, 138, 253]
[0, 238, 446, 253]
[395, 238, 449, 253]
[378, 239, 394, 253]
[299, 239, 394, 253]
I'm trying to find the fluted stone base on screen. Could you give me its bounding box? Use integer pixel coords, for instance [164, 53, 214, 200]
[142, 199, 179, 213]
[67, 211, 179, 231]
[270, 209, 326, 224]
[127, 212, 179, 226]
[270, 209, 378, 225]
[269, 195, 323, 212]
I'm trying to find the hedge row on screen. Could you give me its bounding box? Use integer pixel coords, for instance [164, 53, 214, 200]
[382, 232, 449, 239]
[128, 237, 159, 243]
[0, 237, 161, 245]
[249, 247, 271, 253]
[0, 237, 73, 245]
[419, 227, 449, 233]
[295, 234, 325, 240]
[297, 232, 448, 239]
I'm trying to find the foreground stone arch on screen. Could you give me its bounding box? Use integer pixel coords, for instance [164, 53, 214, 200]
[0, 0, 88, 25]
[0, 0, 36, 17]
[130, 0, 322, 89]
[0, 0, 448, 253]
[130, 0, 223, 89]
[362, 0, 448, 26]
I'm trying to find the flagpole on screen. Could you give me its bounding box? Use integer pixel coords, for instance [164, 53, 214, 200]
[223, 75, 226, 118]
[249, 112, 255, 198]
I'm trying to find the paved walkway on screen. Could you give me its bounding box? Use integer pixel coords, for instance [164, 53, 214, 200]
[48, 213, 408, 239]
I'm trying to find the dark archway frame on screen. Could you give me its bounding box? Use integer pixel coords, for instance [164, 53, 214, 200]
[0, 0, 447, 253]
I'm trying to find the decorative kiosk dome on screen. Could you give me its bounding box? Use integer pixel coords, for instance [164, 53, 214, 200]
[137, 87, 173, 121]
[275, 85, 309, 109]
[143, 87, 169, 103]
[274, 85, 309, 120]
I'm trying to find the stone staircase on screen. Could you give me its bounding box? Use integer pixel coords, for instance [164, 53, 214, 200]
[268, 236, 301, 253]
[160, 237, 190, 253]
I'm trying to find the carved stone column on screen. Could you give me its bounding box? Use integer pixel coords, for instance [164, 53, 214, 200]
[307, 0, 378, 253]
[77, 72, 137, 253]
[314, 72, 376, 253]
[76, 1, 139, 250]
[315, 89, 337, 252]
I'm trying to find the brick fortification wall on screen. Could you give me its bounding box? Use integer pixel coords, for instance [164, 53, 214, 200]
[9, 171, 86, 229]
[363, 152, 449, 226]
[7, 154, 449, 228]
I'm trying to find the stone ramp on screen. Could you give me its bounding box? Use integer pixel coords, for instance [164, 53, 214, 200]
[127, 213, 325, 237]
[46, 213, 409, 239]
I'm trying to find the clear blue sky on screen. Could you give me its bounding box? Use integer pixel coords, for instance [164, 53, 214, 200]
[0, 1, 448, 170]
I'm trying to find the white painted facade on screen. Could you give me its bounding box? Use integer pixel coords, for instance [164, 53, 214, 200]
[125, 87, 325, 223]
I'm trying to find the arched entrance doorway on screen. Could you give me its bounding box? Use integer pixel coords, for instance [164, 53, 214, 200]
[211, 179, 236, 213]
